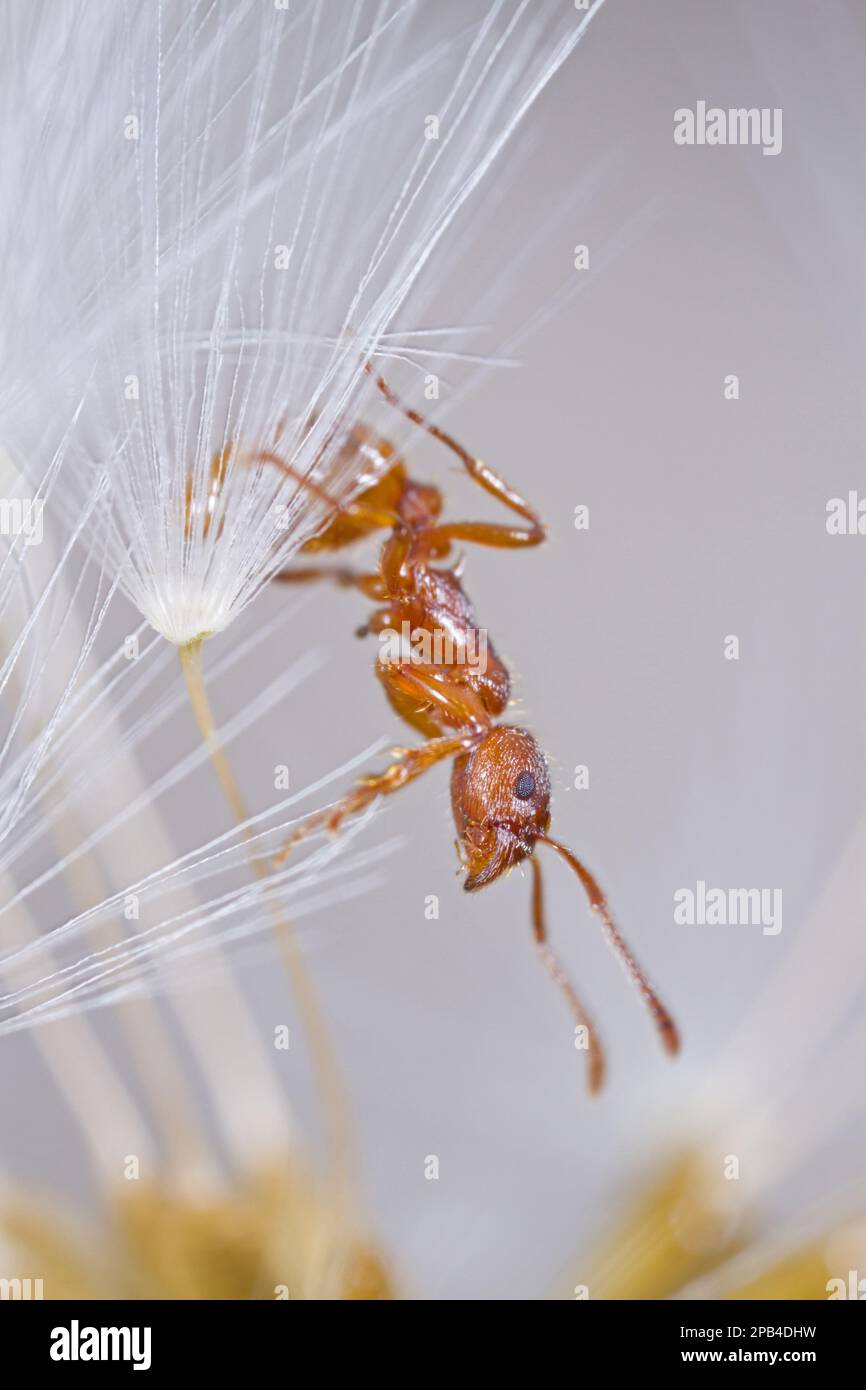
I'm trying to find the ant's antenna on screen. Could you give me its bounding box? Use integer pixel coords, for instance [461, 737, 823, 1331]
[537, 835, 680, 1057]
[529, 857, 605, 1094]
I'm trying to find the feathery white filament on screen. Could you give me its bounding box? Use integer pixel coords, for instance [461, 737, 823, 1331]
[0, 0, 607, 645]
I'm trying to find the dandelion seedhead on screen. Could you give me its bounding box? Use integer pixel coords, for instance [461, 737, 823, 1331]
[0, 0, 606, 648]
[2, 1162, 395, 1300]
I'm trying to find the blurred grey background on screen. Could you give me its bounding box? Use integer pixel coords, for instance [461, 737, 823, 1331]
[2, 0, 865, 1298]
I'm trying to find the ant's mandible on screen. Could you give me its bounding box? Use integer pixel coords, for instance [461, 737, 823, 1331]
[243, 365, 679, 1093]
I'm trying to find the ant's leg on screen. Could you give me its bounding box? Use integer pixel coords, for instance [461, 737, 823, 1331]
[184, 446, 232, 540]
[358, 607, 398, 638]
[273, 664, 488, 865]
[274, 565, 386, 601]
[273, 566, 390, 638]
[249, 448, 398, 533]
[376, 660, 491, 732]
[412, 517, 543, 555]
[365, 364, 545, 546]
[273, 727, 471, 866]
[529, 857, 605, 1095]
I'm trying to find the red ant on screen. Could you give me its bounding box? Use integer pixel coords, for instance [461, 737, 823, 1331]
[250, 365, 679, 1093]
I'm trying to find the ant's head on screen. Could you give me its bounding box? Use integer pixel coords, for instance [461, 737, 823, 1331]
[451, 726, 551, 890]
[451, 725, 680, 1088]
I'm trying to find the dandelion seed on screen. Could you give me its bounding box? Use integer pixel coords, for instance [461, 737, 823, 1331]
[0, 0, 607, 649]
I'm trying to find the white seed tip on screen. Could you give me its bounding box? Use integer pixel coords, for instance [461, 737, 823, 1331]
[139, 585, 233, 647]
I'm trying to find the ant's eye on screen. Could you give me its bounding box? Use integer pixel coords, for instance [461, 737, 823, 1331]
[513, 771, 536, 800]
